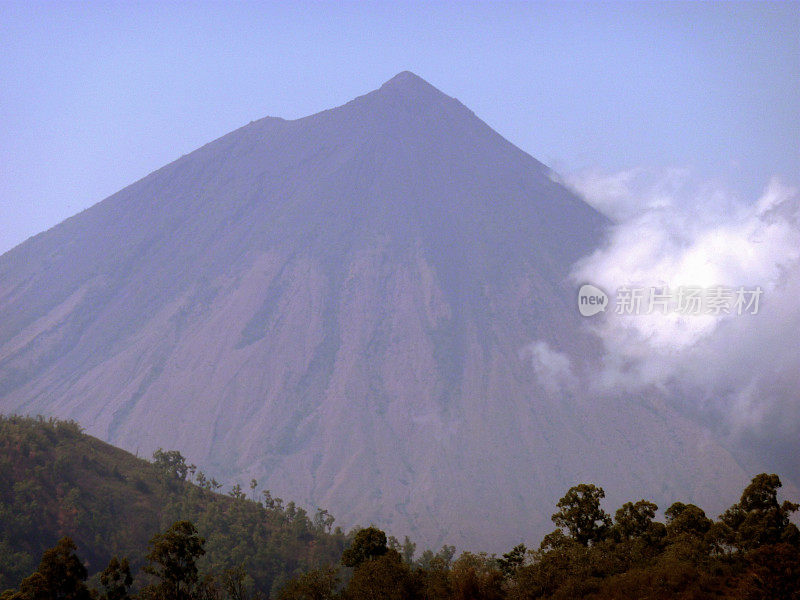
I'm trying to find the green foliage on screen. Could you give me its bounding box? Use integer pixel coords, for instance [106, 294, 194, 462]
[3, 537, 91, 600]
[505, 474, 800, 599]
[3, 416, 799, 600]
[448, 551, 504, 600]
[219, 565, 263, 600]
[720, 473, 800, 551]
[141, 520, 206, 599]
[275, 567, 339, 600]
[37, 537, 91, 600]
[737, 543, 800, 599]
[152, 449, 189, 482]
[99, 556, 133, 600]
[400, 536, 416, 565]
[550, 483, 612, 546]
[498, 544, 526, 578]
[345, 550, 419, 600]
[340, 527, 388, 569]
[664, 501, 712, 538]
[613, 500, 658, 541]
[415, 544, 456, 571]
[0, 415, 345, 595]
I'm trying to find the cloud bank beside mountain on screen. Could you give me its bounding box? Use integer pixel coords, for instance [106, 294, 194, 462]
[556, 169, 800, 482]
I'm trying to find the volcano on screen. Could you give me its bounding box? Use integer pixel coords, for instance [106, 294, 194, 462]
[0, 72, 751, 550]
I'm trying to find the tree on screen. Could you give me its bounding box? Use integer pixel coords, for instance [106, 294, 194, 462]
[614, 500, 660, 541]
[7, 573, 50, 600]
[436, 545, 457, 566]
[313, 509, 335, 534]
[419, 555, 451, 599]
[551, 483, 612, 546]
[36, 537, 90, 600]
[449, 552, 504, 600]
[142, 520, 206, 600]
[498, 544, 527, 578]
[341, 527, 388, 569]
[152, 449, 188, 481]
[416, 549, 436, 570]
[345, 551, 419, 600]
[276, 567, 339, 600]
[664, 502, 712, 538]
[737, 543, 800, 599]
[6, 538, 91, 600]
[721, 473, 800, 551]
[221, 565, 262, 600]
[99, 556, 133, 600]
[401, 536, 417, 565]
[249, 479, 258, 501]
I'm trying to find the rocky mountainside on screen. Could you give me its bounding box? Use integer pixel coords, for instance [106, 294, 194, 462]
[0, 72, 754, 550]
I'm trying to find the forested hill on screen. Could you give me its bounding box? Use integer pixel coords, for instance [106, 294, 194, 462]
[0, 415, 346, 594]
[3, 416, 799, 599]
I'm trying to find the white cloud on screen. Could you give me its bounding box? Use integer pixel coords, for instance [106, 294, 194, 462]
[522, 340, 578, 396]
[565, 170, 800, 446]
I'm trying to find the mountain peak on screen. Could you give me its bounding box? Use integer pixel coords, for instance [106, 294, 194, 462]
[0, 71, 747, 554]
[381, 70, 431, 89]
[375, 71, 450, 104]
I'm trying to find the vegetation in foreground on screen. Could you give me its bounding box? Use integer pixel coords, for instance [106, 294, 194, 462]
[0, 415, 345, 595]
[2, 416, 799, 598]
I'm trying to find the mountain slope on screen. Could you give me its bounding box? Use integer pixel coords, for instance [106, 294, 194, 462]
[0, 72, 753, 550]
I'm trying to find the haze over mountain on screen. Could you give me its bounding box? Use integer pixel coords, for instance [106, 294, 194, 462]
[0, 72, 759, 550]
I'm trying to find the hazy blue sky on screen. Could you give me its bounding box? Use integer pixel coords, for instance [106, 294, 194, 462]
[1, 1, 798, 254]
